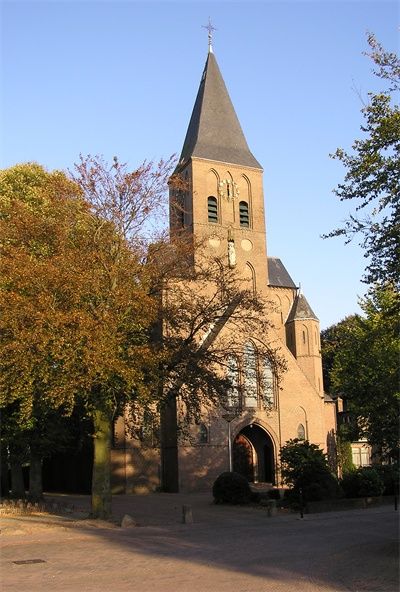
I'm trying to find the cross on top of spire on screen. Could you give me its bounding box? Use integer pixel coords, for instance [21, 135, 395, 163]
[202, 17, 216, 53]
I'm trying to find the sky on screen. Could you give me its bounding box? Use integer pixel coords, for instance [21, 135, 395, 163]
[1, 0, 398, 329]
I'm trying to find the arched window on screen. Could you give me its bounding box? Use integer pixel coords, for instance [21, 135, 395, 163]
[198, 423, 209, 444]
[243, 342, 258, 408]
[297, 424, 306, 440]
[226, 355, 240, 407]
[207, 196, 218, 223]
[262, 359, 274, 406]
[239, 201, 249, 227]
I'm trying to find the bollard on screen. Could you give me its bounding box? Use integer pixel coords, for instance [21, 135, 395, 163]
[299, 487, 304, 519]
[182, 504, 193, 524]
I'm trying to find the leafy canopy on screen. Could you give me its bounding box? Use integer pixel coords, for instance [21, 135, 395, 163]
[328, 285, 399, 459]
[324, 34, 400, 288]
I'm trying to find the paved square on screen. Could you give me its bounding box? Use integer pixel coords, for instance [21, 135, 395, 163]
[1, 494, 398, 591]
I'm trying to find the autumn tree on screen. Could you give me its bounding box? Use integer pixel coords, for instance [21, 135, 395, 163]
[73, 155, 287, 499]
[70, 154, 174, 517]
[1, 156, 287, 515]
[0, 163, 93, 499]
[325, 34, 400, 288]
[143, 239, 287, 491]
[0, 158, 172, 514]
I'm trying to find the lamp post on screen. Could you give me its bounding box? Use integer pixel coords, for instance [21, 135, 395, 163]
[221, 403, 240, 472]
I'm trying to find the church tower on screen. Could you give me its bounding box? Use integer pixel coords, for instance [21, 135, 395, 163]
[170, 44, 269, 290]
[111, 36, 337, 496]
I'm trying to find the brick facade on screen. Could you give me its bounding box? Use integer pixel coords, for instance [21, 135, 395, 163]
[111, 48, 337, 493]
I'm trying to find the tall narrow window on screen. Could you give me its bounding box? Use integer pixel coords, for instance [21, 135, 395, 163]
[207, 196, 218, 223]
[239, 201, 249, 227]
[226, 355, 240, 407]
[263, 359, 274, 406]
[244, 342, 258, 408]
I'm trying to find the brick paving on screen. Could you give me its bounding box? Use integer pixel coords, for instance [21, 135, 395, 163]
[1, 493, 398, 592]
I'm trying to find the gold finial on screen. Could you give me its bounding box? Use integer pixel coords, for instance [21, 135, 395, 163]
[202, 17, 216, 53]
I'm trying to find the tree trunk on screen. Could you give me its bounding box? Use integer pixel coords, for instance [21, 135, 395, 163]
[29, 453, 43, 501]
[160, 394, 179, 492]
[9, 447, 25, 498]
[0, 442, 10, 498]
[91, 409, 112, 519]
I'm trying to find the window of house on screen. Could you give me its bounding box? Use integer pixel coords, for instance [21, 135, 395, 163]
[297, 424, 306, 440]
[239, 201, 249, 227]
[207, 196, 218, 223]
[351, 446, 371, 467]
[243, 342, 258, 408]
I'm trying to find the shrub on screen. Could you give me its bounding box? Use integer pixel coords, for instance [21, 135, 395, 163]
[212, 471, 252, 505]
[373, 464, 399, 495]
[280, 439, 340, 502]
[341, 467, 384, 498]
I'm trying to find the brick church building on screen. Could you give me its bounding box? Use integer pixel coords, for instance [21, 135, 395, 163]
[111, 42, 337, 493]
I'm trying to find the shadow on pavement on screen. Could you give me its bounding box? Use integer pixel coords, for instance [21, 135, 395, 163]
[1, 493, 398, 592]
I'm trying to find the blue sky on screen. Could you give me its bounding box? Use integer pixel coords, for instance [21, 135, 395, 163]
[1, 0, 398, 328]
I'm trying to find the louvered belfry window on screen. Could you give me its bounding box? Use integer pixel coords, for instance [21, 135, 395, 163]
[207, 196, 218, 223]
[239, 201, 249, 227]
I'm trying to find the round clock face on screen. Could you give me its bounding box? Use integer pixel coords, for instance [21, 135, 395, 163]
[241, 239, 253, 252]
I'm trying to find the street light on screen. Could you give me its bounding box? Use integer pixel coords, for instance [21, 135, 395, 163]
[221, 411, 237, 472]
[221, 393, 241, 472]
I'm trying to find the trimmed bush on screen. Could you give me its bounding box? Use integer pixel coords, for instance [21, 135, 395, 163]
[341, 467, 384, 498]
[212, 471, 252, 505]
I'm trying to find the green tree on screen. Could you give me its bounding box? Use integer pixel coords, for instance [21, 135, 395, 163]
[324, 34, 400, 288]
[329, 285, 399, 460]
[280, 439, 339, 502]
[321, 315, 359, 394]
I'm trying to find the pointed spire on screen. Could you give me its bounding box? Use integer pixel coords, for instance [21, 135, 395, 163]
[286, 293, 319, 323]
[177, 49, 262, 170]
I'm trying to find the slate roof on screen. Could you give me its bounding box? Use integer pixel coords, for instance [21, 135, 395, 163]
[286, 293, 319, 323]
[178, 51, 262, 170]
[267, 257, 297, 289]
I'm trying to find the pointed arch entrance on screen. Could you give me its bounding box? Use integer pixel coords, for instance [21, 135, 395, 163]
[233, 424, 275, 484]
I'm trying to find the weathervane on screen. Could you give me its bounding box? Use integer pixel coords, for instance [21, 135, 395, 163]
[202, 17, 216, 53]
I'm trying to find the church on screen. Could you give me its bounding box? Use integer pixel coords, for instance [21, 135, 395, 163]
[111, 40, 337, 494]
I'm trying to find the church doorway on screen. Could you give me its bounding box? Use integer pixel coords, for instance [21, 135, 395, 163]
[232, 424, 275, 484]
